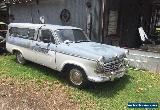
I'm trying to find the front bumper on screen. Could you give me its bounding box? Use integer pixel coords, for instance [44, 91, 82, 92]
[88, 67, 127, 83]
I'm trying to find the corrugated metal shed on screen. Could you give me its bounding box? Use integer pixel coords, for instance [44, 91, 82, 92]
[8, 0, 101, 42]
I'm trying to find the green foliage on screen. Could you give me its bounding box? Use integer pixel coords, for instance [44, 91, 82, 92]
[0, 55, 159, 110]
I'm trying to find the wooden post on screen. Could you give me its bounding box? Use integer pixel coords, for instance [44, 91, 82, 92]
[101, 0, 109, 43]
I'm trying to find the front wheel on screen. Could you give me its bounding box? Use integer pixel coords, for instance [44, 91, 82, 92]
[15, 51, 26, 64]
[68, 67, 88, 88]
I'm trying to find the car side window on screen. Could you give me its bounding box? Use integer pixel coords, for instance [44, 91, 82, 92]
[17, 28, 28, 39]
[9, 27, 29, 39]
[9, 27, 18, 36]
[39, 29, 55, 44]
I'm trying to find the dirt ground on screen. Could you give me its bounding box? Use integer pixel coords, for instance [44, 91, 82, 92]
[0, 76, 80, 110]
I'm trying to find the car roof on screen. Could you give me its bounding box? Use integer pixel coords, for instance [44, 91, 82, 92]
[8, 23, 82, 30]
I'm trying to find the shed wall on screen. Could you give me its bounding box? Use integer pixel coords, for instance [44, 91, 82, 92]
[9, 0, 101, 42]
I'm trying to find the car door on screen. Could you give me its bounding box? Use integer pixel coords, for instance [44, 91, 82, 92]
[34, 29, 56, 69]
[27, 29, 38, 62]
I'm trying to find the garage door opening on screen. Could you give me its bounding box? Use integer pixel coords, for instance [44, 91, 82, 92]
[103, 0, 160, 52]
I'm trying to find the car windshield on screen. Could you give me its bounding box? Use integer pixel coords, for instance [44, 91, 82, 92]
[57, 29, 90, 43]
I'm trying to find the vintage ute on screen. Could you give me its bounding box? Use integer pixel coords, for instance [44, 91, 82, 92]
[6, 23, 128, 88]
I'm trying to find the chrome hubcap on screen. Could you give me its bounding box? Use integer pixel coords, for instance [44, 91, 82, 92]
[70, 69, 83, 86]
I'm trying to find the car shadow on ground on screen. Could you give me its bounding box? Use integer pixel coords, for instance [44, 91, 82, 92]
[0, 50, 7, 55]
[20, 60, 68, 84]
[82, 74, 133, 98]
[11, 58, 133, 98]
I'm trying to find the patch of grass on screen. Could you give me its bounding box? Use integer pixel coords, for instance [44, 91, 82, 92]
[67, 70, 160, 110]
[0, 55, 160, 110]
[0, 55, 65, 82]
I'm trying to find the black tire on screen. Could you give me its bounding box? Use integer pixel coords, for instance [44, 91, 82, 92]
[15, 51, 26, 64]
[68, 67, 88, 88]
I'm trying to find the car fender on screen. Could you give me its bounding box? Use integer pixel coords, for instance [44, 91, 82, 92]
[60, 60, 87, 74]
[11, 47, 24, 55]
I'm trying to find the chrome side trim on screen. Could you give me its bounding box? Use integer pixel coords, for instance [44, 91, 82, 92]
[56, 51, 96, 61]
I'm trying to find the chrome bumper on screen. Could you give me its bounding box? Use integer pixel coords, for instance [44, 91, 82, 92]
[88, 67, 127, 82]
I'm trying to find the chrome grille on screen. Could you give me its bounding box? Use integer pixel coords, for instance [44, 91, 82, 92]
[103, 58, 124, 72]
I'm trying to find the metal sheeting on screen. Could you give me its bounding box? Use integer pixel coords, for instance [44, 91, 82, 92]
[9, 0, 100, 42]
[10, 0, 87, 28]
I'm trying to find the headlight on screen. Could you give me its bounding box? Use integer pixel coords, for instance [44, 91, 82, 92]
[97, 56, 105, 65]
[95, 56, 105, 73]
[125, 50, 129, 55]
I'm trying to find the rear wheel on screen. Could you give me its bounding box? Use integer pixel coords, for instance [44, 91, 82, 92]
[68, 67, 88, 88]
[15, 51, 26, 64]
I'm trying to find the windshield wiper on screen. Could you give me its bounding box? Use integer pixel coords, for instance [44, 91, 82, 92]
[75, 40, 91, 43]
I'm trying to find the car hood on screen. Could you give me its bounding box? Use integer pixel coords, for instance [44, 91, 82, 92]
[56, 42, 127, 61]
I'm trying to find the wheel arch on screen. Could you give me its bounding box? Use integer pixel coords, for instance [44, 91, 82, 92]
[12, 49, 22, 55]
[61, 61, 87, 76]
